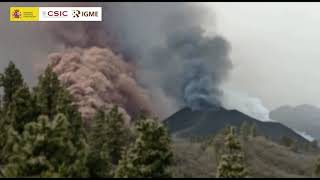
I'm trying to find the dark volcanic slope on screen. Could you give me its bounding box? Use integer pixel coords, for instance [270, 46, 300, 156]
[164, 107, 309, 144]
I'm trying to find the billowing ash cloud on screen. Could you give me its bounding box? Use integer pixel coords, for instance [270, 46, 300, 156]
[45, 22, 110, 48]
[39, 3, 156, 121]
[163, 29, 231, 111]
[103, 3, 233, 115]
[50, 47, 153, 123]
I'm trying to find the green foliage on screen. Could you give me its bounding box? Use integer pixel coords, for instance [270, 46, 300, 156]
[0, 112, 14, 146]
[250, 123, 257, 138]
[281, 136, 294, 147]
[33, 65, 88, 162]
[0, 124, 20, 164]
[241, 122, 257, 141]
[33, 65, 66, 120]
[311, 140, 318, 150]
[0, 62, 33, 146]
[0, 63, 90, 178]
[8, 85, 35, 133]
[0, 61, 24, 108]
[217, 126, 249, 178]
[33, 65, 83, 124]
[240, 122, 250, 141]
[289, 139, 299, 153]
[221, 124, 233, 136]
[115, 118, 173, 178]
[314, 157, 320, 177]
[2, 114, 88, 178]
[87, 106, 131, 177]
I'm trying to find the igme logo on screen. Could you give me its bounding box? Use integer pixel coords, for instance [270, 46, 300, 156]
[72, 10, 80, 18]
[72, 9, 99, 18]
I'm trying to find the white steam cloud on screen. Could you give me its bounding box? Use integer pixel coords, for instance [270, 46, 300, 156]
[221, 88, 274, 122]
[221, 88, 316, 142]
[293, 129, 315, 142]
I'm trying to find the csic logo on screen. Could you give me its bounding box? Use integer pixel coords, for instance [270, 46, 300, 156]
[43, 10, 68, 17]
[12, 9, 22, 19]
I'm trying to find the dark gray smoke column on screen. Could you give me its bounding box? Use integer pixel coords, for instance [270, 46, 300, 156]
[160, 27, 231, 110]
[104, 3, 232, 114]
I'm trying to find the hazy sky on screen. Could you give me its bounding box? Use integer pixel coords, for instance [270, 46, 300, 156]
[205, 2, 320, 110]
[1, 2, 320, 111]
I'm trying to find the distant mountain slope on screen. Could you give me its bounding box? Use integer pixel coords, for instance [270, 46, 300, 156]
[270, 104, 320, 139]
[164, 107, 309, 144]
[172, 136, 316, 178]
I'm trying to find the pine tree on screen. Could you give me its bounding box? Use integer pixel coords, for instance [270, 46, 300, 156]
[0, 129, 20, 176]
[33, 65, 64, 120]
[114, 148, 135, 178]
[281, 136, 294, 147]
[0, 62, 35, 147]
[0, 63, 89, 178]
[0, 122, 18, 165]
[289, 139, 299, 153]
[250, 123, 257, 138]
[0, 61, 31, 136]
[0, 61, 24, 108]
[240, 122, 250, 141]
[314, 157, 320, 177]
[115, 118, 173, 178]
[34, 66, 85, 132]
[216, 126, 249, 178]
[0, 105, 17, 164]
[0, 105, 8, 152]
[87, 106, 131, 177]
[0, 99, 3, 156]
[33, 65, 89, 173]
[7, 85, 35, 133]
[2, 114, 89, 178]
[221, 124, 232, 136]
[311, 140, 319, 150]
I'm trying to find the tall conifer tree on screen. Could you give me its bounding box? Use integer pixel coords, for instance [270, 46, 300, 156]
[115, 118, 173, 178]
[217, 126, 249, 178]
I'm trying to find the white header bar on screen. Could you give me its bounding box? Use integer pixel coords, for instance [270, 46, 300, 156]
[39, 7, 102, 21]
